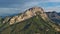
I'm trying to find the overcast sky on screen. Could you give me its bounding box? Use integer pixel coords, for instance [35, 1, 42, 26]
[0, 0, 60, 16]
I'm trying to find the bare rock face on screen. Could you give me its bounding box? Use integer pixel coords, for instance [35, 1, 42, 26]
[3, 16, 11, 23]
[9, 7, 48, 25]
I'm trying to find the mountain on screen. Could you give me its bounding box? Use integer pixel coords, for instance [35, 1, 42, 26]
[0, 7, 60, 34]
[46, 11, 60, 25]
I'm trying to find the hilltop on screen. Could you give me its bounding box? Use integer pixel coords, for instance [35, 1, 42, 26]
[0, 7, 60, 34]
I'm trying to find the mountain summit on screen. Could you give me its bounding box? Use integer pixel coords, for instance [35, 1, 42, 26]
[0, 7, 60, 34]
[3, 7, 48, 25]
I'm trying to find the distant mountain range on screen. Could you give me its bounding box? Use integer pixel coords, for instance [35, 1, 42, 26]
[46, 11, 60, 25]
[0, 7, 60, 34]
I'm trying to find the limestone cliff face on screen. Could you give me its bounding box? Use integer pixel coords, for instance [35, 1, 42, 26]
[3, 7, 48, 25]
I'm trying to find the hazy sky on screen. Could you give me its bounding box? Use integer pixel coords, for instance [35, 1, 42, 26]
[0, 0, 60, 16]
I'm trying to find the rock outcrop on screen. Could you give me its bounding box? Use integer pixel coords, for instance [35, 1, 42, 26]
[9, 7, 48, 25]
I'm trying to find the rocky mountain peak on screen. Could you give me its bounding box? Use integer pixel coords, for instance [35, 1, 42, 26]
[3, 7, 48, 25]
[0, 7, 60, 33]
[25, 7, 44, 14]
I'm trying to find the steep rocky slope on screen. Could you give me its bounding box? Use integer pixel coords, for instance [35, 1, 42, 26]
[3, 7, 48, 25]
[0, 7, 60, 34]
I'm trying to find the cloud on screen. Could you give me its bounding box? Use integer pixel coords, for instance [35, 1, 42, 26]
[19, 1, 60, 12]
[0, 8, 21, 16]
[47, 0, 60, 2]
[0, 0, 40, 16]
[45, 6, 60, 12]
[40, 0, 60, 2]
[21, 1, 40, 10]
[0, 0, 60, 16]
